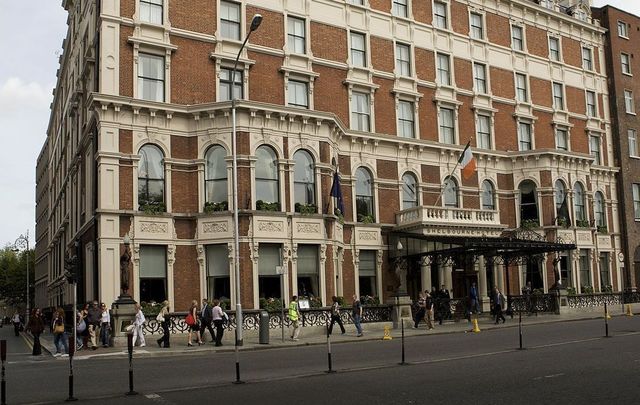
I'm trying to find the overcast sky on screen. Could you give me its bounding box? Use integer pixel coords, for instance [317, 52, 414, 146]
[0, 1, 638, 248]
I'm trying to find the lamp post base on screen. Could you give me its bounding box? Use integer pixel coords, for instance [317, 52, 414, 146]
[111, 295, 137, 347]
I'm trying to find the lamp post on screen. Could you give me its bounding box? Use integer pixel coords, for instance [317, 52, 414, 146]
[13, 231, 29, 325]
[231, 13, 262, 348]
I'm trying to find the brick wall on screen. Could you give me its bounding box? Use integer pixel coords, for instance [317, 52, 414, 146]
[313, 64, 349, 125]
[486, 13, 510, 48]
[170, 0, 215, 35]
[173, 245, 199, 311]
[311, 22, 347, 63]
[412, 0, 432, 24]
[370, 36, 394, 73]
[530, 77, 551, 107]
[171, 169, 198, 213]
[454, 58, 472, 91]
[373, 77, 396, 135]
[248, 52, 284, 104]
[526, 25, 548, 59]
[119, 27, 134, 97]
[490, 67, 515, 99]
[247, 7, 283, 49]
[120, 0, 134, 19]
[171, 135, 197, 160]
[451, 1, 468, 36]
[171, 36, 216, 104]
[175, 219, 196, 239]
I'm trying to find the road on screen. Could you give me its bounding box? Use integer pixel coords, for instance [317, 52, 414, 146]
[1, 316, 639, 404]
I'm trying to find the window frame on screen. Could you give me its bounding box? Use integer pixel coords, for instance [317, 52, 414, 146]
[582, 47, 593, 71]
[617, 20, 629, 38]
[397, 100, 415, 138]
[469, 12, 484, 39]
[476, 114, 491, 149]
[287, 16, 306, 54]
[573, 182, 586, 223]
[219, 67, 243, 102]
[138, 144, 165, 208]
[439, 107, 455, 144]
[350, 31, 367, 68]
[621, 53, 632, 75]
[433, 1, 448, 29]
[443, 176, 459, 208]
[518, 121, 532, 151]
[481, 180, 495, 210]
[625, 89, 635, 114]
[351, 91, 371, 132]
[255, 145, 280, 206]
[392, 0, 408, 18]
[511, 25, 524, 51]
[287, 79, 309, 109]
[220, 0, 241, 41]
[137, 52, 165, 102]
[401, 172, 419, 210]
[140, 0, 163, 25]
[590, 135, 601, 165]
[555, 127, 568, 151]
[629, 129, 638, 157]
[549, 36, 561, 61]
[594, 191, 605, 228]
[355, 167, 375, 222]
[395, 42, 411, 76]
[515, 73, 528, 103]
[586, 90, 597, 117]
[552, 82, 564, 110]
[436, 53, 451, 86]
[204, 145, 228, 205]
[473, 63, 487, 94]
[633, 183, 640, 220]
[293, 149, 316, 210]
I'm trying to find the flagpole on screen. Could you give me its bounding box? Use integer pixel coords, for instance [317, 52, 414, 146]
[434, 139, 472, 207]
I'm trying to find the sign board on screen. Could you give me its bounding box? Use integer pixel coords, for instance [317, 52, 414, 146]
[275, 266, 284, 275]
[298, 299, 310, 310]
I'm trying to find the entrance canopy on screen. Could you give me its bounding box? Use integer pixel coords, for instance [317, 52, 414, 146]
[391, 228, 576, 266]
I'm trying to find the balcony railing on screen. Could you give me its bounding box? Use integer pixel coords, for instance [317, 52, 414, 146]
[395, 206, 503, 230]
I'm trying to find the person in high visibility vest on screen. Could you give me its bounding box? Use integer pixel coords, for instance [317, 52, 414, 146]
[289, 295, 301, 341]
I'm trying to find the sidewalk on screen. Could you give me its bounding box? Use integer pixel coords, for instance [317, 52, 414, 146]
[23, 308, 626, 360]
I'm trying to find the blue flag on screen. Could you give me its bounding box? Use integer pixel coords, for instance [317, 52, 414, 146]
[330, 172, 345, 215]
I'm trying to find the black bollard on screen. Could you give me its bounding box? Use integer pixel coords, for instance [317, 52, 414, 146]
[604, 302, 610, 338]
[325, 326, 335, 374]
[1, 340, 6, 405]
[126, 333, 137, 396]
[518, 311, 525, 350]
[66, 335, 77, 401]
[399, 319, 407, 365]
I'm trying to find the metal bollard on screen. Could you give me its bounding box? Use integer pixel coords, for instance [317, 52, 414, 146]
[258, 311, 269, 345]
[1, 340, 6, 405]
[518, 311, 525, 350]
[399, 319, 407, 365]
[126, 333, 137, 396]
[66, 335, 77, 402]
[325, 326, 335, 374]
[604, 302, 610, 338]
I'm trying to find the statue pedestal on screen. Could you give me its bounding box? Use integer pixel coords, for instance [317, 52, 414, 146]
[111, 295, 137, 347]
[388, 294, 413, 329]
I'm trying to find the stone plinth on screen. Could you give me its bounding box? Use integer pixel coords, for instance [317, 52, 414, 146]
[388, 294, 413, 329]
[111, 295, 137, 346]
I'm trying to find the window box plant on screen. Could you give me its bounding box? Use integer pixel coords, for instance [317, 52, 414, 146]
[295, 203, 317, 215]
[139, 202, 166, 215]
[520, 219, 539, 230]
[576, 219, 590, 228]
[597, 225, 608, 234]
[357, 214, 375, 224]
[256, 200, 280, 212]
[204, 201, 228, 213]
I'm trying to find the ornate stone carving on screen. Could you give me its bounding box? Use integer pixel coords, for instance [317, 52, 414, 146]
[196, 245, 205, 266]
[297, 222, 320, 234]
[257, 220, 284, 233]
[320, 245, 327, 263]
[167, 245, 175, 265]
[359, 231, 378, 241]
[140, 222, 168, 234]
[203, 221, 228, 233]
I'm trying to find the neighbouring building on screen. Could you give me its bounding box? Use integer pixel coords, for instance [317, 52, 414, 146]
[36, 0, 623, 313]
[592, 5, 640, 291]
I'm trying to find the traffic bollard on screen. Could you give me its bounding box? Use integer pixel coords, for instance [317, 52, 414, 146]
[126, 333, 137, 396]
[66, 335, 77, 401]
[399, 319, 407, 365]
[604, 303, 610, 338]
[1, 340, 6, 405]
[325, 327, 335, 374]
[518, 311, 525, 350]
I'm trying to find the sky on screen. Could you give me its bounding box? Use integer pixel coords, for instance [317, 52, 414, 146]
[0, 1, 638, 248]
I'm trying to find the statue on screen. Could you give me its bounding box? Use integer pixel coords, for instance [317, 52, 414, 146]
[120, 248, 131, 296]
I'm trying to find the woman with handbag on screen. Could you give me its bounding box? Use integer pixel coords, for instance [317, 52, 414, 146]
[132, 303, 146, 347]
[156, 301, 171, 348]
[76, 311, 87, 350]
[52, 308, 69, 357]
[100, 303, 111, 348]
[186, 300, 203, 347]
[26, 308, 45, 356]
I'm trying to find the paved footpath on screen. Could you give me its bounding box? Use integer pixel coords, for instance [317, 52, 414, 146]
[18, 306, 626, 360]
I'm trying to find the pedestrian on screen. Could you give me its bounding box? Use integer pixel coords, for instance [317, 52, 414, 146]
[211, 299, 225, 346]
[100, 303, 111, 347]
[79, 303, 89, 348]
[469, 282, 480, 316]
[156, 300, 171, 348]
[26, 308, 45, 356]
[132, 303, 146, 347]
[52, 308, 69, 357]
[11, 311, 21, 336]
[424, 290, 434, 330]
[414, 292, 426, 329]
[75, 311, 86, 350]
[87, 301, 101, 350]
[199, 298, 215, 343]
[289, 295, 302, 341]
[352, 294, 363, 337]
[522, 281, 533, 315]
[187, 300, 203, 347]
[328, 296, 345, 335]
[493, 287, 506, 324]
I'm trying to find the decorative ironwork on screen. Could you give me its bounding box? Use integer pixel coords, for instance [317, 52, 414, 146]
[510, 294, 557, 313]
[623, 291, 640, 304]
[567, 293, 622, 308]
[141, 306, 393, 335]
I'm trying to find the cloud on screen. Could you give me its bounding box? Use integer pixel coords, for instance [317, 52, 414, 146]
[0, 77, 52, 112]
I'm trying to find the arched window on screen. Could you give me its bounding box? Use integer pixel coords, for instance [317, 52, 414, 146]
[255, 146, 280, 209]
[293, 150, 316, 212]
[481, 180, 495, 210]
[594, 191, 605, 228]
[443, 176, 459, 208]
[205, 145, 228, 207]
[402, 172, 418, 210]
[573, 182, 586, 224]
[355, 167, 374, 222]
[519, 180, 538, 225]
[138, 144, 165, 209]
[555, 180, 566, 214]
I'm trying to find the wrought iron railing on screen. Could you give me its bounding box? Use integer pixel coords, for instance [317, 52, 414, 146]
[141, 305, 393, 335]
[623, 291, 640, 304]
[510, 294, 557, 313]
[566, 293, 622, 308]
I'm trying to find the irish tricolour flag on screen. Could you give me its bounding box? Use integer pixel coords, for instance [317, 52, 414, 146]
[458, 141, 476, 180]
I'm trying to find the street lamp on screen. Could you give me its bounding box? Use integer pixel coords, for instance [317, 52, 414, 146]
[13, 231, 30, 325]
[231, 13, 262, 348]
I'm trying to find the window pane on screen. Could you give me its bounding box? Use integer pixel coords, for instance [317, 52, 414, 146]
[629, 130, 638, 157]
[219, 68, 243, 101]
[402, 173, 418, 209]
[288, 80, 308, 108]
[351, 32, 366, 67]
[434, 2, 447, 29]
[477, 115, 491, 149]
[444, 177, 458, 207]
[474, 63, 486, 93]
[288, 17, 306, 54]
[220, 1, 240, 40]
[294, 150, 315, 206]
[351, 92, 370, 131]
[518, 122, 531, 151]
[633, 184, 640, 219]
[437, 54, 450, 85]
[470, 13, 483, 39]
[439, 108, 454, 144]
[140, 0, 163, 24]
[481, 180, 494, 210]
[512, 26, 523, 50]
[398, 101, 414, 138]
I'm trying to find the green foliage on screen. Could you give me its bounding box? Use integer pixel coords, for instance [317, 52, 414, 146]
[256, 200, 280, 211]
[0, 247, 34, 308]
[533, 288, 545, 295]
[556, 217, 568, 227]
[204, 201, 228, 213]
[566, 286, 577, 296]
[581, 285, 594, 294]
[601, 284, 613, 293]
[520, 219, 539, 229]
[259, 297, 284, 312]
[140, 301, 162, 317]
[336, 296, 345, 306]
[357, 214, 375, 224]
[139, 202, 166, 215]
[220, 299, 231, 310]
[576, 219, 590, 228]
[295, 203, 317, 215]
[334, 208, 344, 224]
[597, 225, 608, 234]
[360, 295, 380, 305]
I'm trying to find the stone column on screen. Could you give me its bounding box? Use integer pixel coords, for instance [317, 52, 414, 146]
[496, 263, 505, 292]
[444, 264, 453, 293]
[478, 256, 489, 312]
[421, 261, 431, 293]
[438, 265, 445, 290]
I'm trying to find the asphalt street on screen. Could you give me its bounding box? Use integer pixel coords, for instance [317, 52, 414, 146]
[2, 316, 639, 404]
